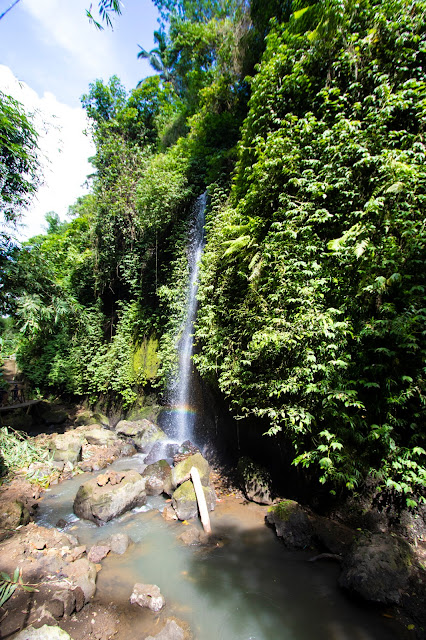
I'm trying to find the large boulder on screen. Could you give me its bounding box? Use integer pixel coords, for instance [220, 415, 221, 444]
[130, 583, 165, 612]
[338, 532, 414, 604]
[142, 459, 173, 496]
[237, 456, 273, 505]
[78, 425, 118, 447]
[171, 453, 210, 489]
[172, 480, 216, 521]
[266, 500, 314, 549]
[73, 469, 146, 525]
[51, 432, 85, 464]
[115, 419, 166, 452]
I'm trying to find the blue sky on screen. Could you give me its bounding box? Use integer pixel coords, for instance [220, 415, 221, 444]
[0, 0, 160, 238]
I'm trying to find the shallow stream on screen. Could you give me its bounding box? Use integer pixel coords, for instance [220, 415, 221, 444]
[36, 454, 403, 640]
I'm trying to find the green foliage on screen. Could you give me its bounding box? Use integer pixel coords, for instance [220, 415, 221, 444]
[0, 90, 39, 255]
[0, 427, 52, 477]
[195, 0, 426, 504]
[0, 568, 36, 608]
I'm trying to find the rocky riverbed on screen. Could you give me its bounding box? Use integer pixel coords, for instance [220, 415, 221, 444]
[0, 403, 425, 639]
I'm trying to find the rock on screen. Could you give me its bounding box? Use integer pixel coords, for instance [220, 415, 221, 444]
[144, 441, 180, 465]
[237, 456, 273, 505]
[55, 518, 68, 529]
[115, 419, 166, 452]
[178, 525, 207, 546]
[96, 470, 125, 486]
[162, 505, 178, 521]
[338, 532, 414, 604]
[145, 619, 185, 640]
[82, 426, 118, 447]
[311, 515, 355, 555]
[13, 625, 72, 639]
[0, 523, 97, 634]
[130, 583, 165, 612]
[74, 409, 96, 426]
[73, 469, 146, 525]
[143, 459, 173, 496]
[171, 453, 210, 489]
[88, 544, 110, 563]
[172, 480, 216, 521]
[106, 533, 130, 554]
[51, 432, 84, 464]
[62, 557, 97, 602]
[41, 406, 69, 425]
[0, 500, 30, 540]
[266, 500, 313, 549]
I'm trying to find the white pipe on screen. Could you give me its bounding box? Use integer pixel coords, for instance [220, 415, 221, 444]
[190, 466, 211, 534]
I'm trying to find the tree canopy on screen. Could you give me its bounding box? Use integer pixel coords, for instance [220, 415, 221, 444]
[2, 0, 425, 513]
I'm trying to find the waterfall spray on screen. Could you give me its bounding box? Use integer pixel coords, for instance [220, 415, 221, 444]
[166, 192, 207, 444]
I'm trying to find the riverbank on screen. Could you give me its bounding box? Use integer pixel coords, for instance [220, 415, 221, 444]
[0, 406, 425, 639]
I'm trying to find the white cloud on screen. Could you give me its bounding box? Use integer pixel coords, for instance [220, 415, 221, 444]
[0, 64, 95, 240]
[21, 0, 117, 79]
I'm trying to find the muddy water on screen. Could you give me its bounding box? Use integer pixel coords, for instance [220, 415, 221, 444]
[37, 456, 403, 640]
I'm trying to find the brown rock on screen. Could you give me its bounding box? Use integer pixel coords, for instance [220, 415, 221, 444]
[88, 544, 110, 563]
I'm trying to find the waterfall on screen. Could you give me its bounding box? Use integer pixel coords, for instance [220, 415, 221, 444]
[165, 192, 207, 444]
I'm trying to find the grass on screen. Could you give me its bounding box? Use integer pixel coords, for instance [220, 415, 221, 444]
[0, 426, 53, 479]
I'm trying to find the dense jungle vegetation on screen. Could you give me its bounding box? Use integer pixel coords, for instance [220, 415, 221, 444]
[1, 0, 425, 509]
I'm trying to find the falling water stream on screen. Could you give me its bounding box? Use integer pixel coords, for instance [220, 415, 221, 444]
[35, 194, 404, 639]
[162, 191, 207, 445]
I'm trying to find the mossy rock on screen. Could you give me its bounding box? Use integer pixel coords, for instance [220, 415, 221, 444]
[266, 500, 314, 549]
[131, 336, 159, 382]
[73, 469, 146, 525]
[237, 456, 273, 505]
[115, 419, 165, 451]
[172, 480, 216, 520]
[339, 532, 414, 604]
[172, 453, 210, 489]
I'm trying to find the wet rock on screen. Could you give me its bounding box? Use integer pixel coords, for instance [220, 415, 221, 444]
[162, 505, 178, 521]
[51, 432, 84, 464]
[144, 441, 180, 465]
[0, 499, 30, 540]
[105, 532, 130, 554]
[143, 459, 173, 496]
[178, 525, 207, 546]
[172, 480, 216, 521]
[146, 619, 185, 640]
[115, 419, 166, 452]
[55, 518, 68, 529]
[339, 532, 414, 604]
[237, 456, 273, 505]
[73, 469, 146, 525]
[130, 583, 165, 612]
[266, 500, 313, 549]
[171, 453, 210, 489]
[13, 624, 72, 639]
[88, 544, 110, 563]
